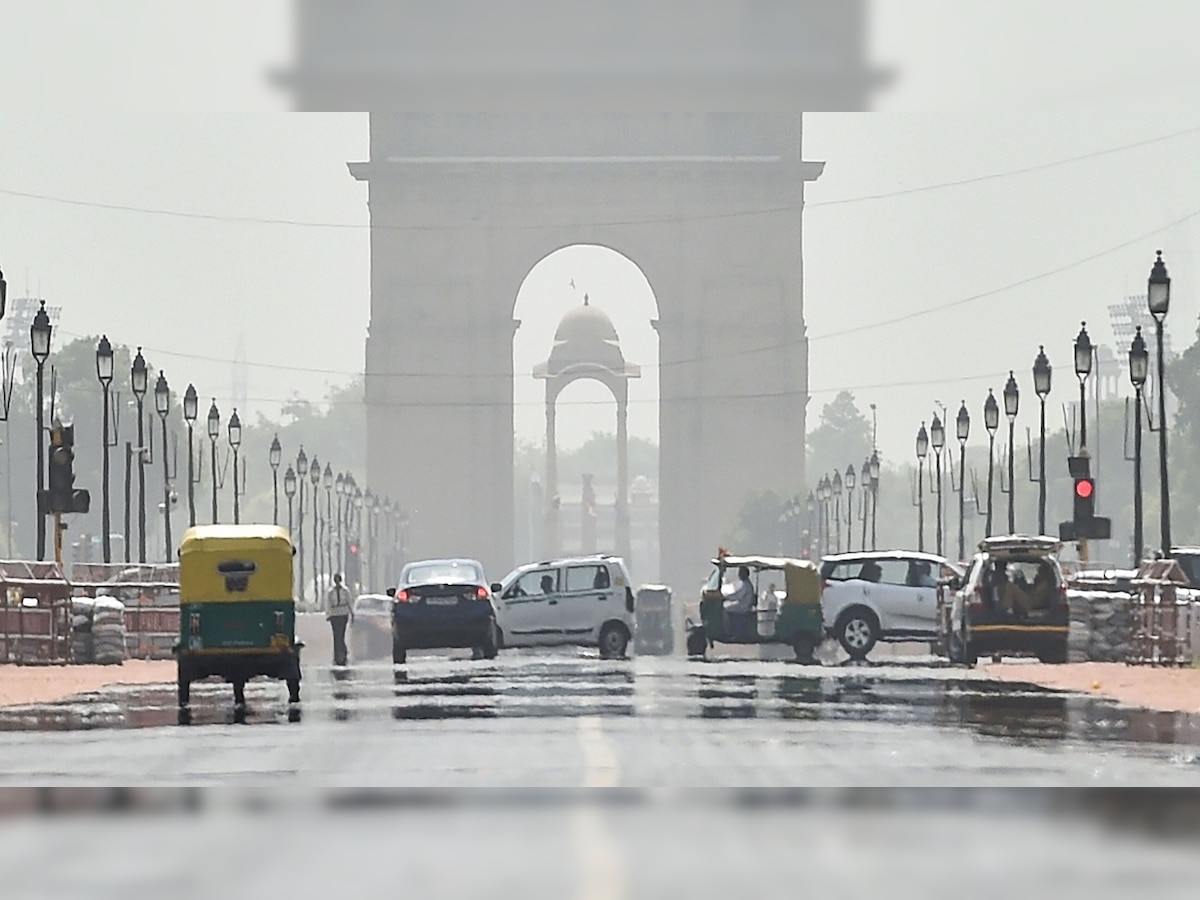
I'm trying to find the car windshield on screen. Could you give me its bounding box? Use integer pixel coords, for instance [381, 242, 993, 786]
[404, 561, 484, 586]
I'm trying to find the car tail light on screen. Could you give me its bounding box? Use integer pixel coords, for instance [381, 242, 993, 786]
[395, 589, 411, 603]
[274, 611, 285, 633]
[476, 586, 489, 600]
[189, 612, 201, 636]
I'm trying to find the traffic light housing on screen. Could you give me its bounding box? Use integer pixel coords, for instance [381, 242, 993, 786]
[1059, 455, 1110, 542]
[1073, 476, 1095, 524]
[46, 422, 90, 515]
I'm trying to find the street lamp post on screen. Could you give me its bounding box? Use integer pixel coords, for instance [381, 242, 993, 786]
[831, 470, 843, 554]
[183, 385, 197, 528]
[860, 460, 871, 552]
[131, 348, 148, 564]
[983, 390, 999, 538]
[31, 302, 52, 560]
[269, 434, 282, 526]
[1003, 372, 1019, 534]
[310, 456, 321, 599]
[844, 465, 857, 554]
[1074, 322, 1093, 452]
[817, 476, 830, 555]
[956, 402, 970, 561]
[1129, 326, 1149, 565]
[931, 415, 945, 557]
[335, 473, 346, 573]
[869, 450, 880, 551]
[295, 447, 308, 604]
[228, 409, 242, 525]
[1148, 250, 1172, 555]
[1032, 349, 1052, 535]
[916, 423, 929, 551]
[284, 466, 297, 536]
[154, 372, 172, 561]
[323, 463, 334, 577]
[206, 400, 220, 524]
[284, 465, 297, 597]
[95, 336, 114, 563]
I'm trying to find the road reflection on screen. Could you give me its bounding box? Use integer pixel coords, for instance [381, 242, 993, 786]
[0, 655, 1197, 755]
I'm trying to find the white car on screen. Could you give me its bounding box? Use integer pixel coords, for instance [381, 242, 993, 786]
[819, 551, 964, 660]
[492, 555, 636, 658]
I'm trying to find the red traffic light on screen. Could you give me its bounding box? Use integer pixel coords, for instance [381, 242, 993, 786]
[1075, 479, 1094, 500]
[349, 544, 359, 554]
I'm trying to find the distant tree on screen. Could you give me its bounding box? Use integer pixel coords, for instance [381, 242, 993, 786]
[722, 488, 789, 554]
[807, 391, 873, 485]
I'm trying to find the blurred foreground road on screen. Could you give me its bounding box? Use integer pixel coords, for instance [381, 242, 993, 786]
[4, 652, 1200, 899]
[0, 652, 1198, 785]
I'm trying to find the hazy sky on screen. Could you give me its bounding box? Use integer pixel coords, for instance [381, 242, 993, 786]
[2, 0, 1200, 468]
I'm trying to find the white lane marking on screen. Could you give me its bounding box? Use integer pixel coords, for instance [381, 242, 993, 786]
[574, 716, 625, 900]
[578, 715, 620, 788]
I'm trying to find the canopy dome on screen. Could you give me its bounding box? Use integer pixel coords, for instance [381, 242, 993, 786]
[536, 294, 640, 380]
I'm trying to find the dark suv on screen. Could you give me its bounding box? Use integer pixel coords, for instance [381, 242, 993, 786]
[948, 536, 1068, 665]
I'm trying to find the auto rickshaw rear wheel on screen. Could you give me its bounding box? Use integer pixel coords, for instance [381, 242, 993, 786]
[286, 678, 301, 703]
[792, 633, 818, 665]
[685, 627, 708, 659]
[232, 680, 247, 707]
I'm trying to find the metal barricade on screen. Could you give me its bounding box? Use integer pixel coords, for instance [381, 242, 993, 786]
[0, 560, 73, 664]
[1129, 559, 1195, 666]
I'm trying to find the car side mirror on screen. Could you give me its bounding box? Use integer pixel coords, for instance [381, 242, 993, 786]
[385, 587, 396, 598]
[490, 583, 502, 593]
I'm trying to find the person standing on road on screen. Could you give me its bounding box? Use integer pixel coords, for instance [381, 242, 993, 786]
[326, 573, 354, 666]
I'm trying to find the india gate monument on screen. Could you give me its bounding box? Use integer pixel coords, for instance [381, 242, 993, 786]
[280, 1, 885, 591]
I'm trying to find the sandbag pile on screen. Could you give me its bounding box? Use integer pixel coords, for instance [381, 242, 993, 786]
[90, 596, 128, 665]
[71, 596, 96, 664]
[1067, 589, 1133, 663]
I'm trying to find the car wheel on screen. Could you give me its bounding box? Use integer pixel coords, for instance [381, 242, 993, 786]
[478, 619, 499, 660]
[599, 623, 629, 659]
[835, 608, 879, 661]
[947, 629, 965, 665]
[1037, 644, 1067, 664]
[392, 637, 407, 665]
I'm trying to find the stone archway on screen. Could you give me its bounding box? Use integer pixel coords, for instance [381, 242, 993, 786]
[352, 114, 824, 592]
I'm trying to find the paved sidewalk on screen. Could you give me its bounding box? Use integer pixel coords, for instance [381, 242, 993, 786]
[982, 660, 1200, 714]
[0, 660, 175, 708]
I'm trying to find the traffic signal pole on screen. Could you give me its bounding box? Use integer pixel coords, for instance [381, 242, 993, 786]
[54, 513, 63, 566]
[1078, 448, 1090, 566]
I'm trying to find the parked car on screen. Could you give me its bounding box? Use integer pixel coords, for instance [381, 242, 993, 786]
[820, 551, 964, 660]
[492, 555, 635, 659]
[388, 559, 499, 664]
[350, 593, 393, 661]
[945, 535, 1069, 665]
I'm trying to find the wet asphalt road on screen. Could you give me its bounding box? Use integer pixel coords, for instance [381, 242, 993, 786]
[1, 649, 1199, 785]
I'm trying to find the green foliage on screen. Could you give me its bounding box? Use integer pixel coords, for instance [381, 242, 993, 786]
[807, 391, 873, 483]
[722, 488, 790, 554]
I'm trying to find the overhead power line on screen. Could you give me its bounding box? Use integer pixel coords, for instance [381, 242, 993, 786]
[1, 124, 1197, 230]
[54, 202, 1199, 379]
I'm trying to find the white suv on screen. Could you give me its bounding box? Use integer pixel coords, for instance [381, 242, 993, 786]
[820, 551, 963, 660]
[491, 556, 636, 658]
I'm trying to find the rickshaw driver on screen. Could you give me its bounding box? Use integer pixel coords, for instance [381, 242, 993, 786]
[723, 566, 756, 639]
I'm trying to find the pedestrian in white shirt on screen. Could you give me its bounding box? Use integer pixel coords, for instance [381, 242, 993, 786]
[326, 573, 354, 666]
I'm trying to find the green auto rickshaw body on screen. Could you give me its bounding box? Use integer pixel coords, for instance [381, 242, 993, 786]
[174, 524, 303, 707]
[689, 553, 824, 661]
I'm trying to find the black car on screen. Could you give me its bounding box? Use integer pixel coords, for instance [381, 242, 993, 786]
[388, 558, 499, 664]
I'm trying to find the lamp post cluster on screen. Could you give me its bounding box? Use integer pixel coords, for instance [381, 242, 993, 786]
[283, 445, 408, 608]
[87, 337, 419, 589]
[907, 251, 1173, 565]
[807, 453, 878, 557]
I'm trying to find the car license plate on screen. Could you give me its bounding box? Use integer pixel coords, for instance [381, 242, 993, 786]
[425, 596, 459, 606]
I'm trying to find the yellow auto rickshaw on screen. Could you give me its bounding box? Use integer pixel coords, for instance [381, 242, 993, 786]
[174, 524, 303, 712]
